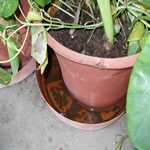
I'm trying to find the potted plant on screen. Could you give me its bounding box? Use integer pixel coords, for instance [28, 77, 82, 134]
[1, 0, 149, 129]
[0, 0, 36, 87]
[2, 0, 148, 107]
[45, 0, 150, 110]
[0, 0, 48, 87]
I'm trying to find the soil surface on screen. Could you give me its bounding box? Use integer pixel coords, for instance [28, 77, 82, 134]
[49, 6, 128, 58]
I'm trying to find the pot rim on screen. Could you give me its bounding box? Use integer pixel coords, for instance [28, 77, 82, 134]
[48, 33, 139, 69]
[46, 95, 124, 130]
[0, 59, 35, 88]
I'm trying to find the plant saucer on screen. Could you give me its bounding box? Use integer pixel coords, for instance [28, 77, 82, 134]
[36, 51, 125, 130]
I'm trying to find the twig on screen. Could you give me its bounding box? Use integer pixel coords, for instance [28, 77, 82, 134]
[52, 3, 75, 19]
[69, 0, 82, 37]
[18, 5, 26, 20]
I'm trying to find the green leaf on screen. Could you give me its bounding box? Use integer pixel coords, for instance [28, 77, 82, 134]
[0, 0, 19, 18]
[114, 20, 121, 35]
[27, 9, 42, 22]
[127, 34, 150, 150]
[0, 24, 5, 32]
[6, 38, 20, 75]
[31, 26, 48, 73]
[128, 41, 140, 55]
[0, 67, 11, 85]
[97, 0, 114, 44]
[138, 0, 150, 8]
[128, 22, 145, 42]
[34, 0, 51, 7]
[140, 31, 149, 50]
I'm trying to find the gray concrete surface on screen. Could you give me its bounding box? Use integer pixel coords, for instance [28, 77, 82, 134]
[0, 73, 134, 150]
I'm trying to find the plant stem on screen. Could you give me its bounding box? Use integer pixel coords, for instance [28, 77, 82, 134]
[7, 24, 27, 40]
[52, 3, 75, 19]
[97, 0, 114, 44]
[69, 0, 82, 36]
[25, 22, 102, 29]
[129, 10, 150, 28]
[18, 5, 26, 20]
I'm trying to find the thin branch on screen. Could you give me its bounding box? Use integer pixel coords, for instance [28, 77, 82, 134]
[18, 5, 26, 20]
[52, 3, 75, 19]
[69, 0, 82, 37]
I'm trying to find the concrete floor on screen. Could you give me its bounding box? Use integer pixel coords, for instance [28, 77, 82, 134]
[0, 73, 134, 150]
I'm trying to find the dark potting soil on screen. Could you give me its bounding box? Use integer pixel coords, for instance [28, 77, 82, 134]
[49, 8, 128, 58]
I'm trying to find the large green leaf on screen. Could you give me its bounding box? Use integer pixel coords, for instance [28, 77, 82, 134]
[0, 67, 11, 85]
[0, 0, 19, 18]
[127, 33, 150, 150]
[6, 38, 20, 75]
[34, 0, 51, 7]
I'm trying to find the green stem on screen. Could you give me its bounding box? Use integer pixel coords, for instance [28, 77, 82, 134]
[28, 0, 33, 8]
[18, 5, 26, 19]
[97, 0, 114, 44]
[25, 22, 102, 29]
[52, 3, 75, 19]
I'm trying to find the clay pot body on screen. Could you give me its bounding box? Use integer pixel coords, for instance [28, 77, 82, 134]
[0, 42, 8, 64]
[48, 34, 138, 109]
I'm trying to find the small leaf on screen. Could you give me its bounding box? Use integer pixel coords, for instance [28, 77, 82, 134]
[0, 67, 11, 85]
[128, 41, 140, 55]
[115, 135, 128, 150]
[6, 38, 20, 75]
[39, 54, 48, 74]
[111, 5, 117, 15]
[0, 0, 19, 18]
[140, 31, 149, 49]
[27, 10, 42, 22]
[0, 24, 5, 32]
[127, 34, 150, 150]
[34, 0, 52, 7]
[128, 22, 145, 42]
[114, 19, 121, 35]
[31, 26, 48, 73]
[138, 0, 150, 8]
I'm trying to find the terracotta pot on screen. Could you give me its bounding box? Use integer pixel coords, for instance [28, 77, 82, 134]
[47, 34, 139, 109]
[36, 53, 125, 130]
[0, 41, 8, 65]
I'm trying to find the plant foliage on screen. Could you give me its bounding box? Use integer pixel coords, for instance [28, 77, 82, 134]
[127, 34, 150, 150]
[0, 0, 19, 18]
